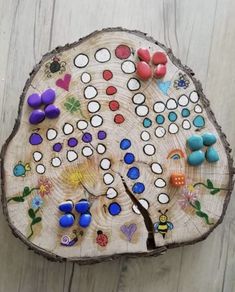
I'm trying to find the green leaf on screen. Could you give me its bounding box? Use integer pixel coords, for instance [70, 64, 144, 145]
[23, 187, 31, 197]
[196, 211, 213, 225]
[207, 179, 213, 189]
[28, 208, 35, 219]
[12, 196, 24, 202]
[210, 189, 220, 195]
[194, 200, 201, 210]
[32, 217, 42, 225]
[195, 211, 204, 218]
[64, 97, 80, 113]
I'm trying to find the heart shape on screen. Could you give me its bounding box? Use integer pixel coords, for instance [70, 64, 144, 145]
[120, 223, 137, 241]
[157, 80, 171, 95]
[56, 74, 71, 91]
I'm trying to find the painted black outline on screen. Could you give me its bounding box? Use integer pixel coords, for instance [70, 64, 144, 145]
[194, 104, 203, 114]
[46, 128, 58, 141]
[29, 133, 43, 146]
[168, 123, 179, 134]
[51, 157, 62, 168]
[132, 198, 149, 215]
[166, 98, 178, 110]
[127, 78, 141, 91]
[177, 94, 189, 107]
[132, 92, 146, 105]
[155, 114, 165, 125]
[63, 123, 74, 135]
[155, 126, 166, 138]
[100, 158, 111, 170]
[90, 114, 103, 128]
[121, 60, 136, 74]
[154, 178, 167, 188]
[66, 150, 78, 162]
[193, 115, 205, 128]
[80, 72, 91, 84]
[73, 53, 89, 68]
[150, 162, 163, 174]
[106, 187, 118, 200]
[143, 144, 156, 156]
[76, 119, 88, 130]
[94, 48, 111, 63]
[140, 130, 151, 141]
[153, 101, 166, 113]
[103, 173, 114, 185]
[182, 119, 192, 130]
[157, 193, 170, 204]
[33, 151, 43, 162]
[87, 100, 101, 113]
[81, 146, 94, 157]
[96, 143, 107, 154]
[115, 44, 131, 60]
[35, 163, 46, 174]
[189, 90, 200, 103]
[168, 111, 178, 123]
[84, 85, 98, 99]
[67, 137, 78, 148]
[108, 202, 122, 216]
[135, 104, 149, 117]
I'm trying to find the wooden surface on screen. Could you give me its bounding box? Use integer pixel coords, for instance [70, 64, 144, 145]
[0, 0, 235, 291]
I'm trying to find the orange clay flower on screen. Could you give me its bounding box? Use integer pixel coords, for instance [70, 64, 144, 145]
[38, 177, 52, 197]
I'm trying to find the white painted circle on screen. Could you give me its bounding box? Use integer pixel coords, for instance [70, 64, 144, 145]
[166, 98, 177, 110]
[84, 86, 98, 99]
[135, 105, 149, 117]
[190, 91, 199, 103]
[77, 120, 88, 130]
[82, 146, 93, 157]
[141, 131, 150, 141]
[127, 78, 141, 91]
[132, 199, 149, 215]
[103, 173, 114, 185]
[87, 101, 100, 113]
[168, 123, 179, 134]
[157, 193, 170, 204]
[46, 128, 57, 141]
[51, 157, 61, 167]
[81, 72, 91, 84]
[74, 54, 89, 68]
[143, 144, 156, 156]
[121, 60, 136, 74]
[153, 102, 165, 113]
[182, 119, 191, 130]
[36, 164, 45, 174]
[90, 115, 103, 127]
[100, 158, 111, 170]
[63, 123, 74, 135]
[178, 95, 189, 106]
[97, 144, 106, 154]
[154, 178, 166, 188]
[33, 151, 42, 162]
[67, 150, 78, 162]
[132, 93, 145, 105]
[155, 126, 166, 138]
[95, 48, 111, 63]
[106, 188, 118, 199]
[194, 104, 202, 113]
[151, 163, 163, 174]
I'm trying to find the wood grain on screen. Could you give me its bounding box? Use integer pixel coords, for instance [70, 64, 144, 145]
[0, 0, 235, 291]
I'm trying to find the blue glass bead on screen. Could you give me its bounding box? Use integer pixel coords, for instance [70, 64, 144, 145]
[79, 213, 92, 228]
[59, 213, 74, 228]
[187, 150, 205, 166]
[132, 182, 145, 194]
[108, 202, 121, 216]
[59, 200, 73, 213]
[202, 132, 217, 146]
[120, 138, 131, 150]
[187, 135, 203, 151]
[206, 147, 219, 163]
[75, 200, 90, 213]
[124, 153, 135, 164]
[127, 167, 140, 180]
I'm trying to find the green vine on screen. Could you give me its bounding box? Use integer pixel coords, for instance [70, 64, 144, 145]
[193, 179, 226, 195]
[190, 200, 213, 225]
[7, 187, 39, 203]
[27, 207, 42, 239]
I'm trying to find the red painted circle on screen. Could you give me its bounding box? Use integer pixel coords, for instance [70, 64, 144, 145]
[96, 233, 108, 247]
[115, 45, 131, 59]
[114, 114, 125, 124]
[103, 70, 113, 81]
[106, 86, 117, 95]
[109, 100, 120, 111]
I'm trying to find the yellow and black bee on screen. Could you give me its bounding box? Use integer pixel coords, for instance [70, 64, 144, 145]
[154, 210, 174, 238]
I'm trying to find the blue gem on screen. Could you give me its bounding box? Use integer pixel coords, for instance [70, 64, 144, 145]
[108, 202, 121, 216]
[59, 200, 73, 213]
[127, 167, 140, 180]
[59, 213, 74, 228]
[168, 112, 177, 122]
[132, 182, 145, 194]
[120, 138, 131, 150]
[124, 153, 135, 164]
[79, 213, 92, 228]
[181, 108, 190, 117]
[193, 115, 205, 128]
[156, 114, 165, 124]
[143, 118, 152, 128]
[75, 199, 90, 213]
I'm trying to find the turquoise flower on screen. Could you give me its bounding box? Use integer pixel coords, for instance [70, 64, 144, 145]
[31, 195, 43, 209]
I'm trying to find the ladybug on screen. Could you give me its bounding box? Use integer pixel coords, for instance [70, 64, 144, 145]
[96, 230, 108, 247]
[45, 56, 66, 78]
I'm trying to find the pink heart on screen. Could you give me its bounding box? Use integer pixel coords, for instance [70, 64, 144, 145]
[120, 223, 137, 241]
[56, 74, 71, 91]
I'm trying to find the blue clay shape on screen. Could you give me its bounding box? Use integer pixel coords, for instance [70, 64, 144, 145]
[202, 132, 217, 146]
[59, 201, 73, 213]
[206, 147, 219, 163]
[79, 213, 92, 228]
[187, 150, 205, 166]
[187, 135, 203, 151]
[75, 200, 90, 213]
[59, 213, 74, 228]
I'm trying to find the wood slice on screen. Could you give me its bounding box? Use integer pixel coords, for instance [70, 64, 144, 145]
[1, 28, 234, 264]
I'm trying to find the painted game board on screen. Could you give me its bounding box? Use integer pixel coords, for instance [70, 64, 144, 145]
[1, 28, 234, 263]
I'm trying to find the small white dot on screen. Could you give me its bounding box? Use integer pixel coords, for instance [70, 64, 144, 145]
[151, 163, 163, 174]
[121, 60, 136, 74]
[106, 188, 118, 199]
[51, 157, 61, 167]
[182, 119, 191, 130]
[190, 91, 199, 103]
[63, 123, 74, 135]
[95, 48, 111, 63]
[178, 95, 189, 106]
[84, 86, 98, 99]
[74, 54, 89, 68]
[46, 128, 57, 141]
[77, 120, 88, 130]
[81, 72, 91, 84]
[194, 104, 202, 113]
[132, 93, 145, 105]
[168, 123, 179, 134]
[143, 144, 156, 156]
[135, 105, 149, 117]
[155, 126, 166, 138]
[127, 78, 141, 91]
[157, 193, 170, 204]
[87, 101, 100, 113]
[166, 98, 177, 110]
[153, 102, 165, 113]
[82, 146, 93, 157]
[90, 115, 103, 127]
[67, 150, 78, 162]
[33, 151, 42, 162]
[132, 199, 149, 215]
[103, 173, 114, 185]
[36, 164, 45, 174]
[154, 178, 166, 188]
[100, 158, 111, 170]
[140, 131, 150, 141]
[97, 144, 106, 154]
